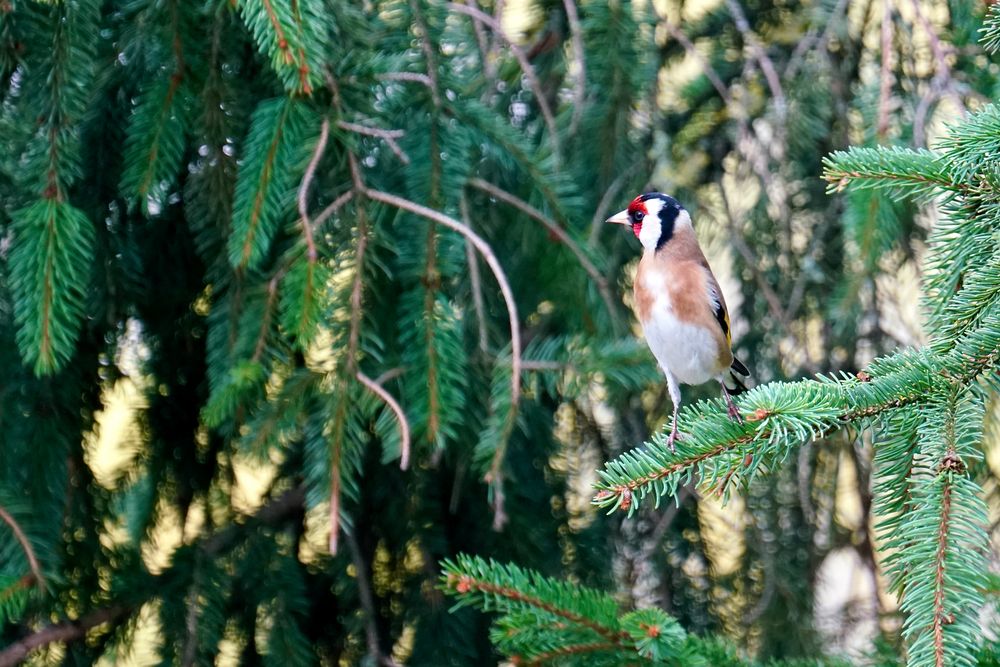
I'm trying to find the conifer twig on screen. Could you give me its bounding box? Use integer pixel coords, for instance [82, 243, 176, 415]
[311, 189, 354, 231]
[0, 605, 131, 667]
[337, 120, 410, 165]
[461, 196, 490, 353]
[344, 530, 403, 667]
[0, 504, 46, 593]
[357, 371, 411, 470]
[469, 178, 619, 323]
[562, 0, 586, 135]
[408, 0, 441, 108]
[444, 574, 629, 644]
[298, 117, 329, 262]
[465, 0, 496, 82]
[877, 0, 894, 140]
[366, 189, 521, 409]
[448, 2, 561, 160]
[378, 71, 434, 88]
[725, 0, 786, 121]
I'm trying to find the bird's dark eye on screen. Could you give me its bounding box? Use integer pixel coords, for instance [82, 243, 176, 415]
[633, 211, 645, 222]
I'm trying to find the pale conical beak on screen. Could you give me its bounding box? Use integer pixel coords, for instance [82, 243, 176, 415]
[606, 209, 629, 225]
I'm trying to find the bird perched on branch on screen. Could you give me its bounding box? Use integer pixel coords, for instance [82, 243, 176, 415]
[607, 193, 750, 450]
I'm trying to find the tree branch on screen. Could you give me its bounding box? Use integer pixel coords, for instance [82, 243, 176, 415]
[366, 188, 521, 409]
[0, 504, 46, 593]
[469, 178, 619, 324]
[0, 605, 131, 667]
[562, 0, 586, 135]
[357, 371, 411, 470]
[448, 2, 561, 160]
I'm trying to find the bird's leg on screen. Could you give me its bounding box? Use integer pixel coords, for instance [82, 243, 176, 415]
[720, 383, 743, 423]
[666, 370, 683, 451]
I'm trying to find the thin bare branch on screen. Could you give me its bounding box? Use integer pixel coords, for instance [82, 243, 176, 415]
[448, 2, 561, 160]
[461, 196, 490, 353]
[908, 0, 966, 117]
[663, 19, 731, 104]
[298, 116, 331, 262]
[378, 71, 434, 88]
[357, 371, 411, 470]
[589, 162, 640, 244]
[374, 366, 406, 385]
[877, 0, 894, 140]
[469, 178, 619, 323]
[466, 0, 497, 82]
[562, 0, 586, 135]
[660, 14, 788, 223]
[725, 0, 787, 121]
[0, 605, 130, 667]
[312, 189, 354, 231]
[366, 189, 521, 409]
[337, 120, 411, 165]
[783, 0, 850, 79]
[409, 0, 442, 108]
[718, 184, 818, 374]
[0, 504, 45, 593]
[344, 531, 403, 667]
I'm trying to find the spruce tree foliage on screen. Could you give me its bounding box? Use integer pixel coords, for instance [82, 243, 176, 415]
[0, 1, 998, 667]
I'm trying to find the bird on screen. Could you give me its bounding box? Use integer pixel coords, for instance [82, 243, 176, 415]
[607, 192, 750, 450]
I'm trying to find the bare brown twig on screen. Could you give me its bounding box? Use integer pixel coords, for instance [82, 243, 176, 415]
[298, 117, 330, 263]
[0, 504, 45, 593]
[0, 606, 130, 667]
[357, 371, 411, 470]
[461, 196, 490, 353]
[337, 120, 410, 165]
[469, 178, 619, 324]
[344, 530, 404, 667]
[725, 0, 787, 122]
[367, 189, 522, 409]
[448, 2, 561, 160]
[562, 0, 586, 135]
[877, 0, 894, 140]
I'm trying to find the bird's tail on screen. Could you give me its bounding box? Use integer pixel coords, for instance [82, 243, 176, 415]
[723, 357, 751, 395]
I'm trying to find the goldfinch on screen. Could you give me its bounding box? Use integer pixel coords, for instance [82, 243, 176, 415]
[607, 193, 750, 450]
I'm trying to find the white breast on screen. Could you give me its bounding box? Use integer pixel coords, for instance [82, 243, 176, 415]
[640, 270, 719, 386]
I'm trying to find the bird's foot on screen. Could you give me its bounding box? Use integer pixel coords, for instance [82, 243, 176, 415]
[666, 428, 685, 452]
[726, 400, 744, 424]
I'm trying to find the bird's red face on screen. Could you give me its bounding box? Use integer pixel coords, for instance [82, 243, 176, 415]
[606, 192, 689, 253]
[626, 196, 647, 238]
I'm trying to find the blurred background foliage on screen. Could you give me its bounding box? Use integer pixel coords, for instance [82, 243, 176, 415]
[0, 0, 998, 664]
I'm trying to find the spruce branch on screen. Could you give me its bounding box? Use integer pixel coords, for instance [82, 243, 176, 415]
[441, 556, 629, 644]
[822, 146, 967, 197]
[593, 335, 1000, 513]
[447, 2, 560, 160]
[981, 3, 1000, 54]
[0, 504, 45, 593]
